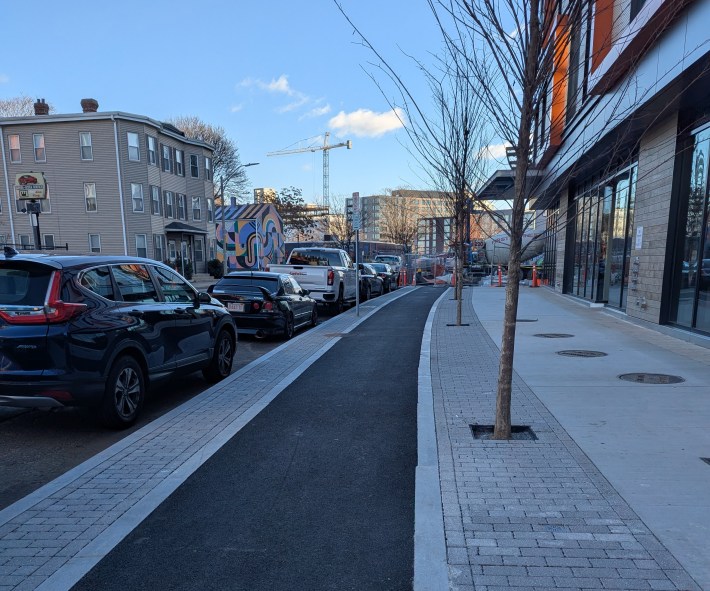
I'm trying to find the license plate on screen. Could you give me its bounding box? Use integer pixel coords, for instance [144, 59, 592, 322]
[227, 303, 245, 312]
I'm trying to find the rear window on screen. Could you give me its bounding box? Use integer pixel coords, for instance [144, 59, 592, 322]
[370, 263, 388, 272]
[375, 256, 399, 264]
[214, 277, 279, 294]
[0, 263, 52, 306]
[289, 250, 342, 266]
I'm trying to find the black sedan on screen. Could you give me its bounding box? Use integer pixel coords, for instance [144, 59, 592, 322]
[369, 262, 398, 292]
[358, 263, 385, 301]
[208, 271, 317, 340]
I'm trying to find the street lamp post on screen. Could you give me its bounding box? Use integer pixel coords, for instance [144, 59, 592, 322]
[219, 162, 259, 277]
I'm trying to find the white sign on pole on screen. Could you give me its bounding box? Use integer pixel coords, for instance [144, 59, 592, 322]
[635, 226, 643, 249]
[352, 191, 360, 213]
[352, 212, 362, 230]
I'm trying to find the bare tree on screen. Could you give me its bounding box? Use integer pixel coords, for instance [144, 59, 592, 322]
[380, 192, 418, 253]
[262, 187, 318, 240]
[168, 115, 249, 203]
[0, 95, 55, 117]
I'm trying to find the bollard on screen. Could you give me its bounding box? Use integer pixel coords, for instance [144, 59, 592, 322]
[531, 264, 538, 288]
[497, 265, 502, 287]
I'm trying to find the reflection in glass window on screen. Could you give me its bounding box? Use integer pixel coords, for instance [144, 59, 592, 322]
[127, 132, 140, 161]
[85, 183, 97, 212]
[153, 266, 194, 302]
[112, 264, 157, 302]
[33, 134, 46, 162]
[8, 135, 20, 163]
[80, 266, 115, 300]
[80, 132, 93, 160]
[131, 183, 144, 212]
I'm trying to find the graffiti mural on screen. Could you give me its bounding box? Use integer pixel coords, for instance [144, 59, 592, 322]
[216, 204, 285, 271]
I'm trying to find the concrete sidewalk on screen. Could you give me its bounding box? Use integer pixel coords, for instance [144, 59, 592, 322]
[426, 285, 710, 590]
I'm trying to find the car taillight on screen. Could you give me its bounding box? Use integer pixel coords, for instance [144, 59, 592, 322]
[327, 269, 334, 286]
[252, 302, 261, 310]
[0, 271, 86, 325]
[262, 302, 274, 312]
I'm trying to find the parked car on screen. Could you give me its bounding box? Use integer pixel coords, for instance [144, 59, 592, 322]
[358, 263, 385, 301]
[208, 271, 318, 340]
[373, 254, 403, 273]
[369, 262, 398, 292]
[0, 250, 237, 428]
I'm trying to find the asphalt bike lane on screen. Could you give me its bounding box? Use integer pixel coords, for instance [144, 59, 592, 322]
[71, 287, 445, 591]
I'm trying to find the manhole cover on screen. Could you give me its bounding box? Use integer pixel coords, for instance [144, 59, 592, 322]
[557, 350, 608, 358]
[517, 318, 538, 322]
[533, 333, 574, 338]
[618, 373, 685, 384]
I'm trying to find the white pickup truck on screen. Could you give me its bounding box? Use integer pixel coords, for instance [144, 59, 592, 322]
[269, 247, 357, 313]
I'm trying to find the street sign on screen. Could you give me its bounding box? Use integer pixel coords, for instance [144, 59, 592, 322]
[352, 212, 362, 230]
[352, 191, 360, 213]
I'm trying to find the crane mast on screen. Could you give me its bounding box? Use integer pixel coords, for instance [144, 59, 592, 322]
[267, 132, 352, 230]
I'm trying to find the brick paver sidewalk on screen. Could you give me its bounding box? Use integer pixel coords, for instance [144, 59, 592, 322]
[430, 288, 700, 591]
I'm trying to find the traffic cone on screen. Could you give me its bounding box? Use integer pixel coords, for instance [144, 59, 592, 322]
[411, 271, 417, 286]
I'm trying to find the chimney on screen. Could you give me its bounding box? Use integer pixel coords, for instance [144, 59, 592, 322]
[81, 98, 99, 113]
[34, 98, 49, 116]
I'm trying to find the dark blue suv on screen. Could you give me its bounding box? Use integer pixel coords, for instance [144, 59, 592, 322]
[0, 250, 237, 428]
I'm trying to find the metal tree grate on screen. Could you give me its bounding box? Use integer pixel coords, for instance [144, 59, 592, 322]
[517, 318, 538, 322]
[533, 333, 574, 338]
[618, 373, 685, 384]
[557, 350, 608, 358]
[471, 424, 538, 440]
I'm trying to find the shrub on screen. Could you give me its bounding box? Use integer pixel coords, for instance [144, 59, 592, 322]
[207, 258, 224, 278]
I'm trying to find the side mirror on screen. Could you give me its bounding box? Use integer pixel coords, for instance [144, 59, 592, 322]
[302, 289, 310, 295]
[197, 292, 212, 305]
[206, 284, 215, 294]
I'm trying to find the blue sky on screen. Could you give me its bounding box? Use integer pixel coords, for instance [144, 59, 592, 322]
[1, 1, 503, 205]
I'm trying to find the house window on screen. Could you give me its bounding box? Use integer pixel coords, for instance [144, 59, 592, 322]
[135, 234, 148, 258]
[194, 238, 204, 263]
[147, 136, 157, 165]
[79, 132, 93, 160]
[84, 182, 97, 212]
[44, 234, 55, 250]
[19, 234, 31, 249]
[162, 144, 173, 172]
[630, 0, 647, 19]
[175, 150, 184, 176]
[177, 193, 186, 220]
[150, 185, 161, 215]
[207, 198, 214, 222]
[168, 240, 177, 260]
[192, 196, 201, 221]
[127, 132, 140, 161]
[205, 156, 212, 181]
[131, 183, 144, 212]
[164, 190, 174, 218]
[190, 154, 199, 178]
[153, 234, 165, 262]
[33, 134, 46, 162]
[8, 134, 21, 163]
[89, 234, 101, 253]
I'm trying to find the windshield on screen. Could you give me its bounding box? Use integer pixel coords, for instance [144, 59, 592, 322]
[214, 277, 279, 294]
[375, 256, 399, 264]
[289, 250, 342, 266]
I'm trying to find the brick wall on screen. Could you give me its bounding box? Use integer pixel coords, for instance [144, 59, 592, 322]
[627, 111, 679, 322]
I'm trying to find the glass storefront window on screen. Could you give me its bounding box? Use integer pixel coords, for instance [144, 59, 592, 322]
[671, 126, 710, 332]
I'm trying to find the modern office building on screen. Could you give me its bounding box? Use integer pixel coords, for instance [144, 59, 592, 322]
[0, 99, 217, 272]
[481, 0, 710, 344]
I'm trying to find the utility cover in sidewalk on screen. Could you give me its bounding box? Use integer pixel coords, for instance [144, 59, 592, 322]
[557, 350, 607, 358]
[618, 373, 685, 384]
[533, 333, 574, 338]
[516, 318, 538, 322]
[471, 424, 537, 440]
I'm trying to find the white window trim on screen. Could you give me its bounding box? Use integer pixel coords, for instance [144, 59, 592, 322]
[84, 182, 97, 212]
[131, 183, 144, 213]
[127, 132, 140, 162]
[79, 132, 93, 161]
[89, 234, 101, 253]
[151, 185, 161, 216]
[147, 136, 157, 166]
[135, 234, 148, 258]
[192, 196, 202, 221]
[33, 133, 46, 163]
[8, 134, 21, 164]
[43, 234, 55, 249]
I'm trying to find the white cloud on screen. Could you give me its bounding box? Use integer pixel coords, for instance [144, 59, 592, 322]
[480, 143, 509, 160]
[0, 74, 9, 84]
[299, 104, 331, 120]
[230, 104, 244, 113]
[328, 108, 405, 138]
[240, 74, 311, 114]
[277, 95, 309, 113]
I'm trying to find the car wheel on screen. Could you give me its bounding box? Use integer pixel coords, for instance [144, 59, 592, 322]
[330, 287, 345, 314]
[310, 305, 318, 327]
[203, 329, 235, 383]
[100, 356, 144, 429]
[284, 313, 295, 340]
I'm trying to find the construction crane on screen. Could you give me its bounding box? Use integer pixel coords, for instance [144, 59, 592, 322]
[267, 132, 352, 222]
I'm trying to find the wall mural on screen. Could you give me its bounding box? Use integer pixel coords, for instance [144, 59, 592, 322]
[217, 204, 285, 271]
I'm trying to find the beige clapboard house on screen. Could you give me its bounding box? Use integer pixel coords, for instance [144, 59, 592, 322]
[0, 98, 217, 273]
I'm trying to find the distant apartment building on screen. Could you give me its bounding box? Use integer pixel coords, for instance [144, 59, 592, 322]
[253, 187, 277, 204]
[0, 98, 217, 272]
[478, 0, 710, 343]
[345, 189, 450, 242]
